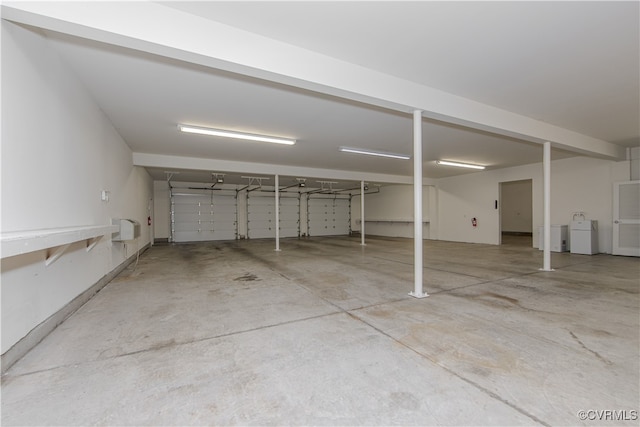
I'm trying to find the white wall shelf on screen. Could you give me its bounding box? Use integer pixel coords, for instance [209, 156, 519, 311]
[1, 225, 119, 263]
[357, 219, 430, 224]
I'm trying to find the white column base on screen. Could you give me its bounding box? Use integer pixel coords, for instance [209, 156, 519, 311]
[409, 291, 429, 299]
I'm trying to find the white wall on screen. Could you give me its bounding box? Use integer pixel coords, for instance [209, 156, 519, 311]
[436, 169, 513, 245]
[349, 155, 634, 253]
[1, 22, 152, 355]
[351, 185, 433, 239]
[437, 156, 632, 253]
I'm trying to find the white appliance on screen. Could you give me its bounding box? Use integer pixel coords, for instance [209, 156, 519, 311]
[570, 220, 598, 255]
[538, 225, 569, 252]
[112, 219, 141, 241]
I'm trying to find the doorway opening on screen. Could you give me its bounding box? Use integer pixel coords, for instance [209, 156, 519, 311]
[499, 179, 533, 246]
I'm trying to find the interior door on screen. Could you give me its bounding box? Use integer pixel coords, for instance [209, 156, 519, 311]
[613, 180, 640, 256]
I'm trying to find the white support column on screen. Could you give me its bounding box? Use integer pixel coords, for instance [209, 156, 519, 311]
[360, 180, 366, 246]
[275, 174, 281, 252]
[541, 141, 553, 271]
[410, 109, 428, 298]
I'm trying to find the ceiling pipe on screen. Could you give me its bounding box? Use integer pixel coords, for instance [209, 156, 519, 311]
[307, 193, 351, 200]
[304, 188, 334, 195]
[279, 184, 298, 190]
[186, 186, 223, 191]
[278, 181, 305, 191]
[337, 187, 380, 196]
[187, 182, 217, 190]
[246, 185, 264, 193]
[335, 184, 369, 193]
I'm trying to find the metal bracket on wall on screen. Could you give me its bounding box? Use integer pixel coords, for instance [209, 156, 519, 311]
[86, 235, 103, 252]
[45, 244, 71, 267]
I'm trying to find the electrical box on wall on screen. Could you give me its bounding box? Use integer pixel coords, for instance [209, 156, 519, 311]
[112, 219, 141, 241]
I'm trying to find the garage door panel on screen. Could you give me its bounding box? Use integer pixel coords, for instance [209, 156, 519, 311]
[174, 222, 212, 232]
[172, 204, 214, 214]
[334, 224, 350, 234]
[174, 224, 215, 232]
[248, 206, 274, 215]
[173, 194, 210, 204]
[309, 204, 333, 211]
[280, 198, 299, 206]
[174, 213, 215, 223]
[248, 220, 275, 229]
[212, 220, 237, 228]
[247, 195, 300, 239]
[308, 224, 334, 235]
[173, 229, 216, 242]
[279, 221, 299, 229]
[248, 197, 274, 205]
[279, 220, 299, 228]
[212, 229, 237, 240]
[279, 212, 299, 222]
[172, 194, 237, 242]
[249, 228, 275, 239]
[213, 204, 237, 213]
[307, 198, 350, 236]
[247, 214, 273, 223]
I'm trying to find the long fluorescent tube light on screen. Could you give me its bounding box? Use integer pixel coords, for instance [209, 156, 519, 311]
[178, 125, 296, 145]
[339, 146, 411, 160]
[436, 160, 485, 170]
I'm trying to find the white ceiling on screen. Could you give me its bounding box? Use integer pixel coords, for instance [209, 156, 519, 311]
[26, 1, 640, 184]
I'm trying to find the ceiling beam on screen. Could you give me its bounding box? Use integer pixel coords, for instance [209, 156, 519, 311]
[132, 153, 430, 186]
[2, 1, 626, 160]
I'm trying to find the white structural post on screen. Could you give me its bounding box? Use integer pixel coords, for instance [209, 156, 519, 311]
[410, 109, 428, 298]
[541, 141, 552, 270]
[360, 179, 366, 246]
[275, 174, 281, 251]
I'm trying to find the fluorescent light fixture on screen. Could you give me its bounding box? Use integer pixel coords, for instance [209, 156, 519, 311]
[178, 124, 296, 145]
[436, 160, 486, 170]
[339, 146, 411, 160]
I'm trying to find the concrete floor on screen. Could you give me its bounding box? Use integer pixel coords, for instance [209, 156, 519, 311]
[2, 236, 638, 426]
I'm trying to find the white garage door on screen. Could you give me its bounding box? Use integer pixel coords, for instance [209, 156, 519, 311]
[247, 194, 300, 239]
[308, 197, 350, 236]
[171, 191, 237, 242]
